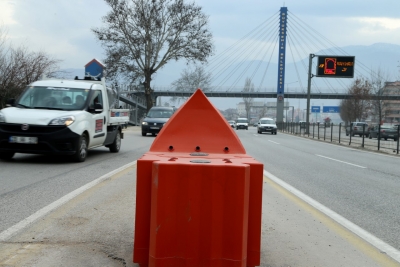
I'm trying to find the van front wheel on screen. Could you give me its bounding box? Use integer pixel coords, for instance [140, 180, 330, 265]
[72, 134, 88, 162]
[109, 131, 121, 153]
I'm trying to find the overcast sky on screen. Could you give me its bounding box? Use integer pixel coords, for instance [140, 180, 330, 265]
[1, 0, 399, 110]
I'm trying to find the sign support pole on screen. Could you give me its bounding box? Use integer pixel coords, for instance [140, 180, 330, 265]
[306, 54, 315, 133]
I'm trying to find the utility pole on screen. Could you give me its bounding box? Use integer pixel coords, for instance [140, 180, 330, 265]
[306, 54, 315, 133]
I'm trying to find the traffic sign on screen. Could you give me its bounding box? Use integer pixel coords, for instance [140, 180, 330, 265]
[316, 56, 355, 78]
[311, 106, 320, 113]
[323, 106, 340, 113]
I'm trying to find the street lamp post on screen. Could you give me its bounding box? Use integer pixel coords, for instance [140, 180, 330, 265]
[285, 81, 298, 123]
[285, 81, 298, 98]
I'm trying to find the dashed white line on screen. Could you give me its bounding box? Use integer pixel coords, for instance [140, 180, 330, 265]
[316, 154, 367, 168]
[268, 140, 280, 144]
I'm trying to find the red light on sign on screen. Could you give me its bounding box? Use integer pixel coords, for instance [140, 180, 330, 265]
[324, 58, 336, 75]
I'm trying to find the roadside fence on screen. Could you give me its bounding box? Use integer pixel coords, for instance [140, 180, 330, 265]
[277, 122, 400, 155]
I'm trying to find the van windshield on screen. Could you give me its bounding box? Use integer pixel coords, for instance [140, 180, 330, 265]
[17, 86, 89, 110]
[237, 119, 248, 123]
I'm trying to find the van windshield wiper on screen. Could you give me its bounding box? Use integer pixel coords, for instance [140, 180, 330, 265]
[33, 106, 64, 110]
[16, 103, 31, 108]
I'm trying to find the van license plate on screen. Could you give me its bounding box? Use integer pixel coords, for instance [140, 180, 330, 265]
[9, 136, 38, 144]
[150, 127, 159, 129]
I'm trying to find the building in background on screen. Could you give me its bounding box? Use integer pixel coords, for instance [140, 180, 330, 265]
[236, 101, 290, 122]
[382, 81, 400, 124]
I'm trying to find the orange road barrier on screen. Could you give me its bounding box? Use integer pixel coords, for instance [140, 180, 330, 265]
[134, 89, 263, 267]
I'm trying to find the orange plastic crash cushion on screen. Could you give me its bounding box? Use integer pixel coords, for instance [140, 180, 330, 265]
[149, 158, 250, 267]
[133, 89, 263, 267]
[149, 89, 246, 154]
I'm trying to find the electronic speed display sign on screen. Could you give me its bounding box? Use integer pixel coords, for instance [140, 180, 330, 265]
[316, 56, 355, 78]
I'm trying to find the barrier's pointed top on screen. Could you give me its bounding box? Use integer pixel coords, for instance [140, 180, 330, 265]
[150, 89, 246, 154]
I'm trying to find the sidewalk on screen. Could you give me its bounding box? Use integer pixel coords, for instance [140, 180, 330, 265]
[0, 163, 398, 267]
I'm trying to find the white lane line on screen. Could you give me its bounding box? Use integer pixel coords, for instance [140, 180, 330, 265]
[263, 169, 400, 264]
[0, 161, 137, 242]
[316, 154, 367, 168]
[268, 140, 280, 144]
[283, 132, 399, 159]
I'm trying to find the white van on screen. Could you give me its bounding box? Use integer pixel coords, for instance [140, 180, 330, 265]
[236, 118, 248, 130]
[0, 76, 129, 162]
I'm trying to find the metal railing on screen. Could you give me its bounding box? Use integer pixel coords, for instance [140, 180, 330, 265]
[278, 122, 400, 155]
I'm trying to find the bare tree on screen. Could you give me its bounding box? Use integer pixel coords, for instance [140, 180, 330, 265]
[0, 27, 60, 108]
[257, 103, 268, 119]
[242, 78, 254, 120]
[170, 64, 211, 104]
[92, 0, 214, 111]
[339, 99, 353, 123]
[369, 68, 392, 125]
[339, 78, 371, 123]
[223, 108, 238, 121]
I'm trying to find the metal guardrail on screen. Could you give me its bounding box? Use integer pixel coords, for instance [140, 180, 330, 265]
[277, 122, 400, 155]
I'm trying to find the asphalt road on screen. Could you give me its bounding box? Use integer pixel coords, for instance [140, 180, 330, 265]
[0, 127, 153, 234]
[237, 127, 400, 251]
[1, 125, 400, 260]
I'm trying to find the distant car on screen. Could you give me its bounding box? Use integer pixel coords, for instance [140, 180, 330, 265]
[228, 120, 236, 128]
[236, 118, 248, 130]
[346, 122, 369, 137]
[141, 106, 176, 136]
[368, 125, 398, 141]
[257, 117, 277, 135]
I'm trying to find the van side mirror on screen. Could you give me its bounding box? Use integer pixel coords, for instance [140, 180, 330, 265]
[94, 103, 103, 110]
[89, 103, 103, 113]
[6, 98, 15, 107]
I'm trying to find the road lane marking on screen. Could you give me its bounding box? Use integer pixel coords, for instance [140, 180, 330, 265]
[282, 132, 400, 159]
[268, 140, 280, 144]
[263, 169, 400, 264]
[315, 154, 367, 168]
[0, 161, 137, 242]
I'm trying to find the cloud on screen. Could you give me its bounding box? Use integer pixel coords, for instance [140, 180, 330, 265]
[0, 1, 17, 26]
[353, 17, 400, 31]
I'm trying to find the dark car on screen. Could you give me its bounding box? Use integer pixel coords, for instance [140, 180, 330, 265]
[368, 125, 398, 141]
[141, 106, 176, 136]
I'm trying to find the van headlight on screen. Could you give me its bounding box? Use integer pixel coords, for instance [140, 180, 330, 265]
[49, 116, 75, 126]
[0, 112, 5, 123]
[142, 122, 148, 125]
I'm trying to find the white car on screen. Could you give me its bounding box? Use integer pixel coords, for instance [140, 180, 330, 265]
[228, 120, 236, 128]
[257, 117, 277, 134]
[236, 118, 248, 130]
